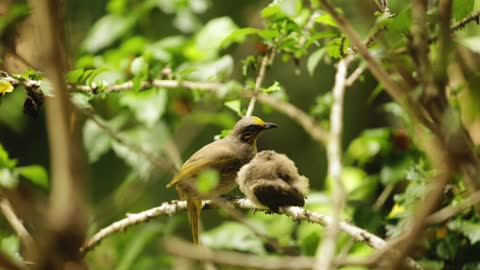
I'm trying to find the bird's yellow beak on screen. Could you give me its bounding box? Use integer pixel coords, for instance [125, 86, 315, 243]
[263, 122, 278, 129]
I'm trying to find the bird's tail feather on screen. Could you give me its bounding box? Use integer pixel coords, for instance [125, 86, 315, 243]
[186, 197, 202, 245]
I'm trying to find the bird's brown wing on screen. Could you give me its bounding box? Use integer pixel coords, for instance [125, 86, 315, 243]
[252, 180, 305, 213]
[165, 141, 234, 188]
[165, 157, 213, 188]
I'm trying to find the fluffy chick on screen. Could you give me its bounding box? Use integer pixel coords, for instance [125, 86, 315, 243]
[236, 150, 309, 212]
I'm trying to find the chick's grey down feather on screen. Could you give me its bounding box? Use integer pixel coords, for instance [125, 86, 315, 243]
[237, 150, 309, 212]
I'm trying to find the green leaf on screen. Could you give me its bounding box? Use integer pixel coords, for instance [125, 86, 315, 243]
[214, 129, 232, 140]
[261, 81, 281, 93]
[380, 157, 411, 185]
[279, 0, 302, 17]
[221, 27, 260, 48]
[310, 92, 333, 119]
[194, 17, 238, 60]
[453, 0, 475, 21]
[66, 68, 85, 84]
[201, 221, 266, 254]
[119, 89, 168, 127]
[130, 56, 149, 76]
[83, 119, 112, 163]
[448, 219, 480, 244]
[224, 100, 242, 117]
[0, 169, 18, 189]
[346, 128, 392, 166]
[184, 55, 234, 81]
[196, 168, 220, 194]
[16, 165, 48, 188]
[315, 13, 338, 27]
[0, 145, 16, 169]
[326, 37, 346, 59]
[116, 225, 163, 270]
[82, 14, 137, 53]
[112, 122, 170, 178]
[307, 48, 325, 76]
[460, 36, 480, 54]
[0, 235, 22, 264]
[70, 92, 93, 110]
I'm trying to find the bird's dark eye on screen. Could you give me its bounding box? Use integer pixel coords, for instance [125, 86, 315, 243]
[243, 124, 263, 133]
[241, 131, 255, 141]
[278, 172, 292, 183]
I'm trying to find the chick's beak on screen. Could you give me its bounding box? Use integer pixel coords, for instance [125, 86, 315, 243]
[263, 122, 278, 130]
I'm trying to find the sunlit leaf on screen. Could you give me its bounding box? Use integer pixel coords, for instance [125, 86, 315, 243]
[194, 17, 238, 60]
[307, 48, 325, 76]
[221, 27, 260, 48]
[0, 169, 18, 189]
[82, 14, 137, 53]
[224, 100, 242, 116]
[16, 165, 48, 188]
[453, 0, 475, 21]
[0, 145, 16, 169]
[315, 13, 338, 27]
[460, 36, 480, 54]
[119, 89, 168, 127]
[0, 235, 22, 264]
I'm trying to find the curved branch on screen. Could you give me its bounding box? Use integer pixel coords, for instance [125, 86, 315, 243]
[80, 197, 421, 270]
[315, 56, 352, 270]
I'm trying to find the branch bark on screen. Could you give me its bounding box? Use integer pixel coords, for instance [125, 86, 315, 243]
[314, 56, 352, 270]
[29, 0, 88, 268]
[80, 197, 422, 270]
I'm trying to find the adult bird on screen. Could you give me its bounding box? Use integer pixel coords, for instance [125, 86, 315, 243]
[166, 116, 278, 244]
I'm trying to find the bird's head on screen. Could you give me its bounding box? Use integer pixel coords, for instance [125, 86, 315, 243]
[230, 116, 278, 144]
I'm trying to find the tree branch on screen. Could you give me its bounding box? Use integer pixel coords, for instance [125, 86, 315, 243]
[318, 0, 437, 134]
[30, 1, 88, 269]
[0, 196, 35, 256]
[80, 197, 421, 269]
[315, 56, 352, 270]
[245, 50, 274, 117]
[426, 190, 480, 225]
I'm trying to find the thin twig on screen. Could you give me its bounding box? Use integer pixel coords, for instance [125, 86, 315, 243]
[394, 9, 480, 55]
[255, 93, 329, 145]
[0, 196, 35, 254]
[245, 50, 274, 117]
[345, 63, 367, 88]
[318, 0, 437, 134]
[72, 79, 222, 94]
[80, 197, 422, 269]
[0, 71, 223, 94]
[426, 190, 480, 225]
[380, 0, 394, 17]
[314, 56, 352, 270]
[451, 9, 480, 31]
